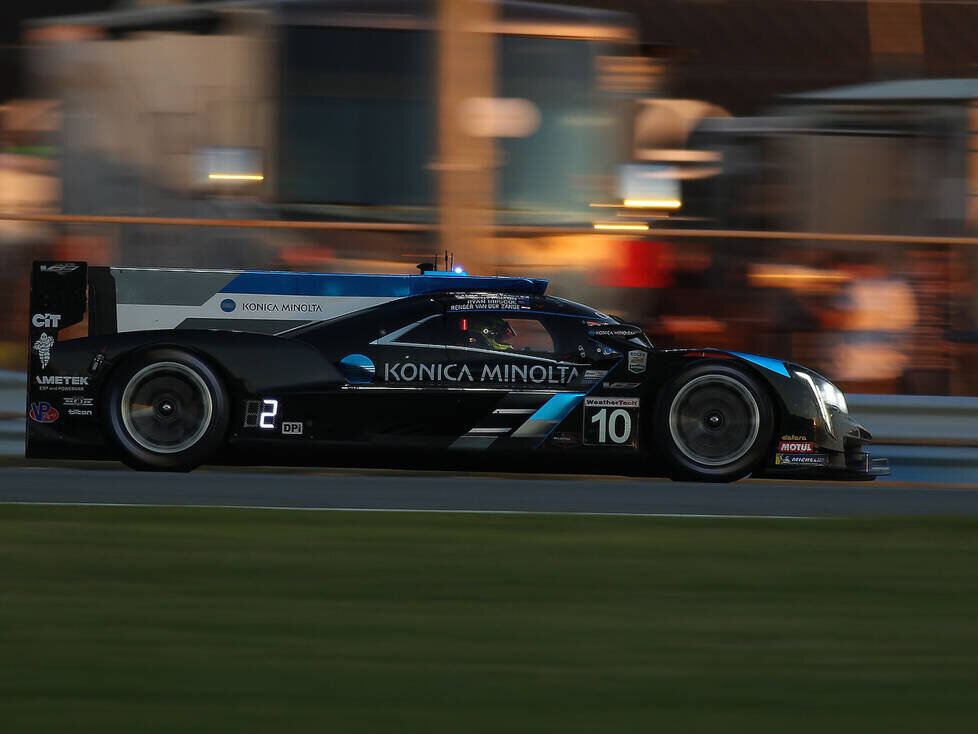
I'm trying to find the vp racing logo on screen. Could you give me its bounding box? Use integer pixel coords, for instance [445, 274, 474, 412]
[28, 401, 59, 423]
[32, 332, 55, 369]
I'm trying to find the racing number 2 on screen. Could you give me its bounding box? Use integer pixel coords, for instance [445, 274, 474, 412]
[583, 397, 640, 446]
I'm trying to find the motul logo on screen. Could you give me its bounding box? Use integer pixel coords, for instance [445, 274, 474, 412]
[778, 441, 814, 453]
[32, 313, 62, 328]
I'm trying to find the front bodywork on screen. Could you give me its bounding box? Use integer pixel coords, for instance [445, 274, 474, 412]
[26, 261, 888, 479]
[655, 350, 888, 480]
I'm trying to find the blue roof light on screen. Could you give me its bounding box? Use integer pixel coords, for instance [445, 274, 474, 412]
[220, 271, 548, 297]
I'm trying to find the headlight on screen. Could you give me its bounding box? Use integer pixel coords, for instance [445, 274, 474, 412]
[818, 380, 848, 414]
[794, 371, 847, 435]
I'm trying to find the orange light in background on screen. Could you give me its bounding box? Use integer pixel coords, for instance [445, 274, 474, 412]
[623, 199, 681, 209]
[593, 223, 649, 232]
[208, 173, 264, 182]
[750, 271, 850, 283]
[748, 265, 852, 291]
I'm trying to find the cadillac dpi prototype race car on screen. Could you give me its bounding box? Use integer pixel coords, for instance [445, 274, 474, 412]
[26, 261, 889, 481]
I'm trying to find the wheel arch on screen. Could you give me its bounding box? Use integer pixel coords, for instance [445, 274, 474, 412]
[100, 345, 233, 471]
[97, 341, 236, 410]
[649, 356, 783, 481]
[655, 355, 788, 445]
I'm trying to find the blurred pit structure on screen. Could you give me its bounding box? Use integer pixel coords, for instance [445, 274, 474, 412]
[1, 1, 978, 396]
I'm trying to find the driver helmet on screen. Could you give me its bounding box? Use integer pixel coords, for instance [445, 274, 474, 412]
[477, 316, 515, 351]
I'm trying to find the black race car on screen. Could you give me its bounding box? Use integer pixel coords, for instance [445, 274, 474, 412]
[26, 261, 888, 481]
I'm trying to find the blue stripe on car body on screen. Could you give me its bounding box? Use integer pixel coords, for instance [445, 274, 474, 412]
[531, 393, 585, 422]
[221, 272, 548, 297]
[728, 351, 791, 378]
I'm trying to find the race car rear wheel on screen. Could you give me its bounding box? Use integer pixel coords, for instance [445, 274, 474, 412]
[654, 363, 774, 482]
[105, 349, 229, 471]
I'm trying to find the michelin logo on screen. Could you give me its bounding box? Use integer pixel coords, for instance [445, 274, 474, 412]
[775, 453, 828, 466]
[32, 332, 55, 369]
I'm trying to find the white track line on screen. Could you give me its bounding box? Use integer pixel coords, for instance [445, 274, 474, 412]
[0, 500, 814, 519]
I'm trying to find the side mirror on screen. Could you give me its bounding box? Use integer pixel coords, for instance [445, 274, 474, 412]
[587, 324, 645, 340]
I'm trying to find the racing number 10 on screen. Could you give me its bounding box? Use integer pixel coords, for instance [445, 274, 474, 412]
[590, 408, 632, 443]
[583, 398, 639, 446]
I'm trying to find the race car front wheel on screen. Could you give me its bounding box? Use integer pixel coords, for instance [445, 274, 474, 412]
[654, 363, 774, 482]
[105, 349, 229, 471]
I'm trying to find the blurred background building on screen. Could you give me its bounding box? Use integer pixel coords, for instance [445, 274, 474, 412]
[2, 0, 978, 394]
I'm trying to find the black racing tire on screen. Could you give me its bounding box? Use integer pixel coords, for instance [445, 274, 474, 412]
[653, 362, 774, 483]
[104, 349, 229, 472]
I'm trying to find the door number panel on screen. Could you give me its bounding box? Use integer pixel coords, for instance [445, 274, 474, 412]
[583, 397, 640, 446]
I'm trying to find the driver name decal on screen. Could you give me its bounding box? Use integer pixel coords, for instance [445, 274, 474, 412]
[448, 294, 530, 311]
[384, 362, 581, 384]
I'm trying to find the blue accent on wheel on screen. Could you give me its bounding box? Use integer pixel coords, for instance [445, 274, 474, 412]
[339, 354, 376, 385]
[531, 393, 585, 422]
[219, 272, 548, 297]
[220, 298, 236, 312]
[728, 351, 790, 378]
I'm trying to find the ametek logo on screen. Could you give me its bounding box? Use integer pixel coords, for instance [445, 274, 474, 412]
[36, 375, 90, 387]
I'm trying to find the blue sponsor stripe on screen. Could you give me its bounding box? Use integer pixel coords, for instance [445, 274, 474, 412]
[728, 351, 790, 378]
[531, 392, 585, 422]
[221, 273, 411, 297]
[220, 272, 547, 297]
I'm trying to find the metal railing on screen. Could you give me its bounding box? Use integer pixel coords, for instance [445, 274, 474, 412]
[846, 394, 978, 446]
[0, 370, 25, 446]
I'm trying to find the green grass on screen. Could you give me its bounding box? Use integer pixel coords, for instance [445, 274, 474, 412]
[2, 507, 978, 733]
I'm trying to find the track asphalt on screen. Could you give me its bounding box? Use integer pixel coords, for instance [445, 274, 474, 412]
[1, 466, 976, 517]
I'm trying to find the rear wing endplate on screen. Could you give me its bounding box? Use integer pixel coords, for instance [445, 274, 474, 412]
[28, 261, 88, 374]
